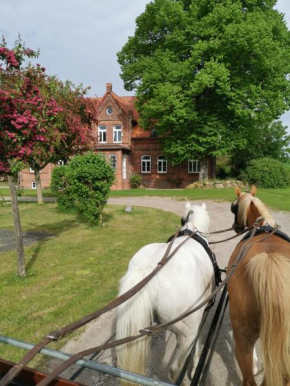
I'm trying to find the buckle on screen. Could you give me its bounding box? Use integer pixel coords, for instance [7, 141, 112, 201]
[139, 327, 158, 336]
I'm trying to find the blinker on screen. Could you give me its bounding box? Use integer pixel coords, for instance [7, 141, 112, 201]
[181, 210, 194, 227]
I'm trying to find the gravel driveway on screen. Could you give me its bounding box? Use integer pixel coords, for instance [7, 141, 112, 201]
[51, 196, 290, 385]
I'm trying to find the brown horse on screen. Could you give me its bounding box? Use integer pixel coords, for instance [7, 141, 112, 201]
[227, 186, 290, 386]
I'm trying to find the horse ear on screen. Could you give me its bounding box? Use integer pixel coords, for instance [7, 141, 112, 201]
[201, 203, 206, 209]
[250, 185, 257, 196]
[186, 202, 191, 210]
[235, 186, 241, 196]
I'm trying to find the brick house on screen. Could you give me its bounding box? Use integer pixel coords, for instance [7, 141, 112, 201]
[20, 83, 215, 190]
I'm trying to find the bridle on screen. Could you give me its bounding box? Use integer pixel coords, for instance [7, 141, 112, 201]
[231, 198, 245, 234]
[181, 210, 194, 226]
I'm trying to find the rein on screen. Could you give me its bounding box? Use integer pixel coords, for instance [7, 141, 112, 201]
[207, 227, 234, 234]
[34, 223, 279, 386]
[209, 228, 249, 244]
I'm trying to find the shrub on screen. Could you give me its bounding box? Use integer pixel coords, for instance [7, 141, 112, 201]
[130, 174, 142, 189]
[63, 153, 115, 224]
[51, 153, 115, 224]
[240, 157, 290, 188]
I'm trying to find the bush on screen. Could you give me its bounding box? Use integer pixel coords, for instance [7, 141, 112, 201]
[130, 174, 142, 189]
[240, 157, 290, 188]
[51, 153, 115, 225]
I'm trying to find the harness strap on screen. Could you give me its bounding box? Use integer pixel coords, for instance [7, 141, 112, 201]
[242, 225, 289, 243]
[167, 229, 222, 286]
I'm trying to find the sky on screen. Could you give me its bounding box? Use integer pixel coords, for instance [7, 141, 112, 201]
[1, 0, 290, 130]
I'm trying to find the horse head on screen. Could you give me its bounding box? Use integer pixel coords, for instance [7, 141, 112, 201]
[181, 202, 210, 234]
[231, 185, 275, 233]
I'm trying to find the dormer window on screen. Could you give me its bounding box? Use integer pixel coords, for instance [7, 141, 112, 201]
[106, 106, 113, 115]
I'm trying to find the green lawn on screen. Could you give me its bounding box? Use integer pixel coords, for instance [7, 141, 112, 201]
[1, 186, 289, 211]
[0, 187, 53, 197]
[110, 187, 290, 212]
[0, 203, 179, 364]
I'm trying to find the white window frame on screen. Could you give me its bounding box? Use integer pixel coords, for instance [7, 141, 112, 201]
[31, 182, 36, 189]
[157, 155, 167, 174]
[141, 155, 151, 173]
[188, 160, 200, 173]
[113, 125, 122, 143]
[109, 153, 117, 172]
[98, 125, 107, 143]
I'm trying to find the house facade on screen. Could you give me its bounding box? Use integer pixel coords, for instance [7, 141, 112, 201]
[20, 83, 215, 190]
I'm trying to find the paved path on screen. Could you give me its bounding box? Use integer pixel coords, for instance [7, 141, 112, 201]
[51, 197, 290, 385]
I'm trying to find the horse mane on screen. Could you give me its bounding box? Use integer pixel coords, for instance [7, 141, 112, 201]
[239, 194, 276, 227]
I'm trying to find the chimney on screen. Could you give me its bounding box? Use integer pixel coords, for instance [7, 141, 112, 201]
[106, 83, 112, 93]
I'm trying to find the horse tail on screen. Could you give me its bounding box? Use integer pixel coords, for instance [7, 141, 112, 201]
[247, 252, 290, 386]
[116, 267, 156, 386]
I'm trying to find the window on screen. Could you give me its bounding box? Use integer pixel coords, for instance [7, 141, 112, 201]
[58, 160, 65, 166]
[188, 160, 200, 173]
[109, 154, 117, 171]
[113, 125, 122, 143]
[98, 125, 107, 143]
[141, 155, 151, 173]
[157, 155, 167, 173]
[106, 106, 113, 115]
[31, 182, 36, 189]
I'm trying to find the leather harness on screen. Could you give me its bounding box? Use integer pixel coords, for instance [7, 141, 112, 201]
[167, 229, 222, 287]
[242, 225, 290, 243]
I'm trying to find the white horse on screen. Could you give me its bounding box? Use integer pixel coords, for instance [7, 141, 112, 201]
[116, 202, 215, 385]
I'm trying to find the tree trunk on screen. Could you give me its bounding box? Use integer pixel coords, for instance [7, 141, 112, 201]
[34, 169, 43, 204]
[199, 159, 209, 182]
[8, 175, 25, 277]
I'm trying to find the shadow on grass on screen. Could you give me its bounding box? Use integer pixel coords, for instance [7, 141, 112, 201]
[24, 218, 80, 237]
[25, 239, 46, 272]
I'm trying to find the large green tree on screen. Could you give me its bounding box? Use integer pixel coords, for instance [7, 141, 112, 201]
[118, 0, 290, 166]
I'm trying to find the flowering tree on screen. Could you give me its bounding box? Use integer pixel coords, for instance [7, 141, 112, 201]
[0, 42, 97, 204]
[0, 37, 96, 275]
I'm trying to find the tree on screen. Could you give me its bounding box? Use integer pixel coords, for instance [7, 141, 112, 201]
[231, 120, 290, 176]
[21, 71, 97, 204]
[0, 40, 97, 204]
[0, 38, 38, 276]
[118, 0, 290, 166]
[0, 37, 96, 275]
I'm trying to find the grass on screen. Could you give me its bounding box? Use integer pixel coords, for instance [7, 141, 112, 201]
[110, 187, 290, 212]
[0, 187, 53, 197]
[0, 202, 179, 364]
[1, 186, 289, 211]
